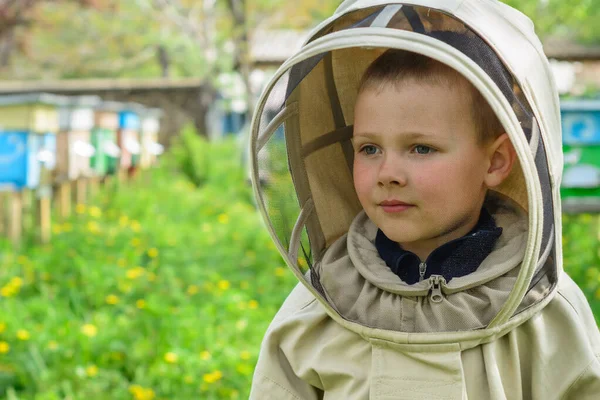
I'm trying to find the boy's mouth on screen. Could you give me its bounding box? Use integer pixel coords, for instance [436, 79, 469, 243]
[379, 200, 414, 213]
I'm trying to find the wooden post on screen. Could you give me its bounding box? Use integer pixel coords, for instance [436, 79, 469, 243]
[76, 178, 87, 205]
[117, 169, 127, 184]
[89, 176, 100, 198]
[9, 191, 23, 247]
[58, 181, 71, 219]
[22, 188, 34, 232]
[39, 196, 51, 244]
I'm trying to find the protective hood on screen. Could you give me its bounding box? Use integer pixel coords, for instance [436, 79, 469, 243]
[250, 0, 563, 344]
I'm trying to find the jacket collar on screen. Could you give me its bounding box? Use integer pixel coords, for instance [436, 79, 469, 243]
[375, 208, 503, 284]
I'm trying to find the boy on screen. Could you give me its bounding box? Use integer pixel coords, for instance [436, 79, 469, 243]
[249, 2, 600, 399]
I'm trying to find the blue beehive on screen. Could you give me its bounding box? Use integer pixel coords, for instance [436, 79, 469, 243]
[118, 103, 143, 171]
[560, 99, 600, 211]
[0, 93, 69, 190]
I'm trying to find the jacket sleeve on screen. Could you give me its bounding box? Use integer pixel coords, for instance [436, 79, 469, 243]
[559, 273, 600, 400]
[250, 283, 325, 400]
[563, 356, 600, 400]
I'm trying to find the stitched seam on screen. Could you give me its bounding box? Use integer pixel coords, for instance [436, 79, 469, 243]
[560, 357, 599, 400]
[557, 290, 579, 317]
[258, 373, 302, 400]
[300, 298, 317, 311]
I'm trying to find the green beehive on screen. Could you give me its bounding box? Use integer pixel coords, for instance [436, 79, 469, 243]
[91, 101, 123, 176]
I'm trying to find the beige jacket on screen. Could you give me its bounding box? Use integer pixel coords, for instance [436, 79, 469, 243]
[247, 0, 600, 398]
[251, 199, 600, 399]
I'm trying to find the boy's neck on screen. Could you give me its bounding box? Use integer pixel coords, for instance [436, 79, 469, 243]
[398, 211, 482, 262]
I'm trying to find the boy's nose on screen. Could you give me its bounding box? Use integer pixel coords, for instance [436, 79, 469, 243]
[378, 156, 407, 187]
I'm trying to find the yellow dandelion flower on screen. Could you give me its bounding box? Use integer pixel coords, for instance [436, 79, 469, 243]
[217, 280, 230, 291]
[81, 324, 97, 337]
[248, 300, 259, 310]
[86, 365, 98, 377]
[126, 267, 145, 280]
[130, 220, 142, 232]
[202, 370, 223, 384]
[136, 299, 147, 309]
[187, 285, 199, 295]
[274, 267, 286, 277]
[86, 221, 100, 234]
[0, 322, 5, 333]
[75, 204, 86, 214]
[240, 350, 252, 360]
[105, 294, 119, 305]
[217, 214, 229, 224]
[184, 375, 194, 384]
[52, 225, 62, 235]
[128, 385, 156, 400]
[16, 329, 30, 341]
[88, 206, 102, 218]
[147, 248, 159, 258]
[298, 258, 308, 268]
[10, 277, 23, 287]
[200, 351, 211, 361]
[47, 340, 59, 350]
[0, 341, 9, 354]
[131, 238, 142, 247]
[119, 215, 129, 227]
[164, 352, 178, 363]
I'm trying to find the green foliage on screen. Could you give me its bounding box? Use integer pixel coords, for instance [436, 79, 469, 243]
[562, 213, 600, 322]
[503, 0, 600, 43]
[0, 142, 295, 399]
[161, 125, 253, 205]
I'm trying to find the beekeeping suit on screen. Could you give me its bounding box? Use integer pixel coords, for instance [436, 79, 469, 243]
[248, 1, 600, 398]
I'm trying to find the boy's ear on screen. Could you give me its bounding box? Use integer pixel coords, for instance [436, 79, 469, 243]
[484, 133, 516, 188]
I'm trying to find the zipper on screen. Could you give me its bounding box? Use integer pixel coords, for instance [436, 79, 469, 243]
[418, 262, 427, 282]
[429, 275, 446, 303]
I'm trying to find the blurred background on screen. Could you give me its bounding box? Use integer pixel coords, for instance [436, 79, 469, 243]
[0, 0, 598, 399]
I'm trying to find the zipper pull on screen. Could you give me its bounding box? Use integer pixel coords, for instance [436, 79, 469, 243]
[418, 262, 427, 282]
[429, 275, 445, 303]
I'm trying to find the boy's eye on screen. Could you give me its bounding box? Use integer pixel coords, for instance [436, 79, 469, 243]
[413, 145, 435, 155]
[360, 145, 380, 155]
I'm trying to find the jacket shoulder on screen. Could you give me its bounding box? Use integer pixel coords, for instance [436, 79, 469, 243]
[269, 280, 322, 328]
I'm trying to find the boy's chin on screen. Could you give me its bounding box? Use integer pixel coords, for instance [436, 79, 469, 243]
[379, 228, 425, 246]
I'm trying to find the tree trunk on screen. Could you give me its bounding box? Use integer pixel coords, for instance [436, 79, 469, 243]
[184, 82, 217, 138]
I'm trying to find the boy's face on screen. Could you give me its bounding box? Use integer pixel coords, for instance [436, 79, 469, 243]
[352, 80, 494, 260]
